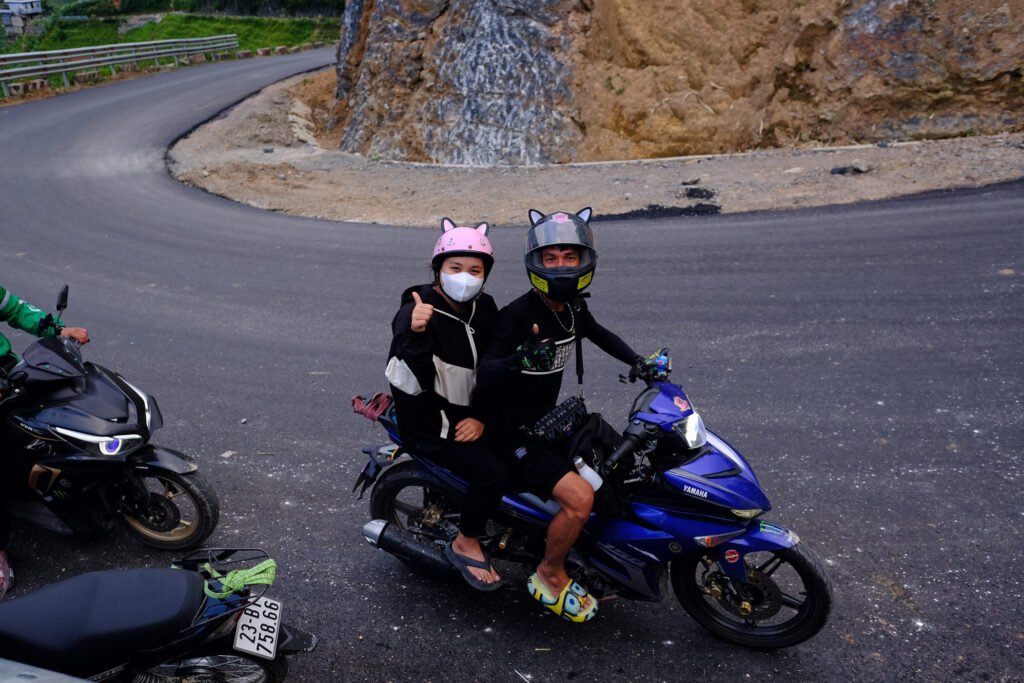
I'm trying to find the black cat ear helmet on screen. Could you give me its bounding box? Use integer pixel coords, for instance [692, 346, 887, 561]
[524, 207, 596, 302]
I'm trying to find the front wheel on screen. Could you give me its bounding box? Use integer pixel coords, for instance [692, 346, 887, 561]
[671, 543, 833, 649]
[132, 653, 287, 683]
[122, 470, 220, 550]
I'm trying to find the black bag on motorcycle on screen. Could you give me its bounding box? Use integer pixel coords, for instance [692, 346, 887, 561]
[565, 413, 627, 519]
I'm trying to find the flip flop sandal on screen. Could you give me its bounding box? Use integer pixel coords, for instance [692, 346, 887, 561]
[527, 572, 598, 623]
[444, 542, 503, 592]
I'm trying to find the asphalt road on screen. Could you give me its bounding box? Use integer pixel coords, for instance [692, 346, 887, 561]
[1, 53, 1022, 682]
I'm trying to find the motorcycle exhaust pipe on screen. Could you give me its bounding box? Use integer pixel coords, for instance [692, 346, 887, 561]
[362, 519, 456, 578]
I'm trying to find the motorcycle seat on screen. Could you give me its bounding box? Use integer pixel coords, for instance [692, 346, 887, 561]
[0, 567, 204, 676]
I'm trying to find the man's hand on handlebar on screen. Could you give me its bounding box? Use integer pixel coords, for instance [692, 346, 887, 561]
[622, 349, 671, 383]
[60, 327, 90, 345]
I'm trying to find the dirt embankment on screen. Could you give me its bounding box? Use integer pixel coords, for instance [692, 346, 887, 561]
[328, 0, 1024, 165]
[168, 69, 1024, 227]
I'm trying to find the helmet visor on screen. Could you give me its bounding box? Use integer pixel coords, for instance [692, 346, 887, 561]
[525, 218, 595, 270]
[526, 218, 594, 253]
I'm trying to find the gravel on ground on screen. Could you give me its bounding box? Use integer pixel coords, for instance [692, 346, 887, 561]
[168, 69, 1024, 227]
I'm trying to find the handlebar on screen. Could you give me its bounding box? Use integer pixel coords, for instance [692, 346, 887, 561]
[620, 347, 672, 385]
[605, 433, 639, 471]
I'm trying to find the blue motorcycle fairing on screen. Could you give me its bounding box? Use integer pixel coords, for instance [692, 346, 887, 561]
[587, 516, 677, 599]
[632, 381, 693, 431]
[714, 519, 801, 582]
[661, 432, 771, 512]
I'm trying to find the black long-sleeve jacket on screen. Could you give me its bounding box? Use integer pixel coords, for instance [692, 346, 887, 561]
[476, 291, 640, 435]
[386, 284, 497, 453]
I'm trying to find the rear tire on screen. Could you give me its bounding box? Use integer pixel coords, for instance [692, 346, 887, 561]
[671, 542, 833, 649]
[122, 470, 219, 550]
[369, 461, 462, 577]
[132, 653, 286, 683]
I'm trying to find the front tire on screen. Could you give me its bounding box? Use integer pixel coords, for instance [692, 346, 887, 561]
[122, 470, 219, 550]
[132, 653, 286, 683]
[671, 542, 833, 649]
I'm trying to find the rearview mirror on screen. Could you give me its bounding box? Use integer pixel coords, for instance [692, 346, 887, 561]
[56, 285, 69, 313]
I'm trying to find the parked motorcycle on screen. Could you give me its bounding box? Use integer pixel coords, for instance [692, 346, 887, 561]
[0, 548, 317, 681]
[353, 349, 833, 648]
[0, 286, 218, 550]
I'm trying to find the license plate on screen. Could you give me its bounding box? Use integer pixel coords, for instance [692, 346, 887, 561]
[233, 596, 282, 660]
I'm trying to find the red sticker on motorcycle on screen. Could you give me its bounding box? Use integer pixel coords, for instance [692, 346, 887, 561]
[674, 397, 690, 412]
[724, 549, 740, 563]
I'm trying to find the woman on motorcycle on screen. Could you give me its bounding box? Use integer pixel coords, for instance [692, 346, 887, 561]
[385, 219, 506, 590]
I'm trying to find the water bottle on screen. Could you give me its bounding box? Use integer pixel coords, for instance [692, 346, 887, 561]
[573, 456, 603, 491]
[655, 353, 669, 377]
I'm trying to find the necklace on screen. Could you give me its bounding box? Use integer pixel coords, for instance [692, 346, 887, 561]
[534, 289, 575, 334]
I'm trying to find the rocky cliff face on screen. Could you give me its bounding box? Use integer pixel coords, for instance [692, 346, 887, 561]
[333, 0, 584, 165]
[332, 0, 1024, 164]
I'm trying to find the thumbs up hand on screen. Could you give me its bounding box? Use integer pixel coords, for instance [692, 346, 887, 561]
[410, 291, 435, 333]
[516, 323, 556, 372]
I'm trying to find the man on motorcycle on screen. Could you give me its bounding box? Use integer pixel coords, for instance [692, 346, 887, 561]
[0, 284, 89, 600]
[477, 208, 646, 622]
[1, 285, 90, 372]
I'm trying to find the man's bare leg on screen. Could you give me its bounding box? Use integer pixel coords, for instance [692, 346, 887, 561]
[535, 472, 594, 592]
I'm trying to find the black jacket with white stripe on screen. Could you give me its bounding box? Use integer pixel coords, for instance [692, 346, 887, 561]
[386, 283, 497, 454]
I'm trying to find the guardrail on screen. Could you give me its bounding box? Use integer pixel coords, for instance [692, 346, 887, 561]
[0, 34, 239, 97]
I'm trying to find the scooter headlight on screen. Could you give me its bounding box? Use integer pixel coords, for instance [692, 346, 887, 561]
[731, 508, 764, 519]
[100, 438, 124, 456]
[672, 412, 708, 449]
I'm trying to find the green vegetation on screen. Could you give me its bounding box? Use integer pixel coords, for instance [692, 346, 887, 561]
[57, 0, 343, 18]
[13, 18, 121, 52]
[1, 12, 339, 53]
[126, 14, 338, 51]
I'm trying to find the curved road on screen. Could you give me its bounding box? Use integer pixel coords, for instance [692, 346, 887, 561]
[1, 53, 1022, 681]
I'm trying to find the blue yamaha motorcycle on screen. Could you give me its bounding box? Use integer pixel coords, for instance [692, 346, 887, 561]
[353, 350, 832, 648]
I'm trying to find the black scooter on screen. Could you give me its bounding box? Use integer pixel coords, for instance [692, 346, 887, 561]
[0, 549, 317, 681]
[1, 286, 218, 550]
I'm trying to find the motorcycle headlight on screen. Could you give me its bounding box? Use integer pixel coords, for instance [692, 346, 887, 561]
[54, 427, 142, 457]
[731, 508, 764, 519]
[672, 412, 708, 449]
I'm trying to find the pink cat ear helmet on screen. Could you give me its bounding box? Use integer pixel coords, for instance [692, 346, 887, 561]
[524, 207, 596, 302]
[432, 219, 495, 276]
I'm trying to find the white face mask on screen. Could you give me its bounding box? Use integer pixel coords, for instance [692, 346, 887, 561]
[440, 271, 485, 302]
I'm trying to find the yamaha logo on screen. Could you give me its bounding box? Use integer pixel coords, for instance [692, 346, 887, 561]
[683, 484, 708, 499]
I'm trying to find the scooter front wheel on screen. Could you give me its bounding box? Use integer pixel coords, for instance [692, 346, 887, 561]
[671, 542, 833, 649]
[122, 470, 220, 550]
[132, 653, 286, 683]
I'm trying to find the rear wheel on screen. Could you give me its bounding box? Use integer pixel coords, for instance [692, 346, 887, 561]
[671, 543, 833, 649]
[369, 461, 462, 576]
[132, 653, 286, 683]
[122, 470, 219, 550]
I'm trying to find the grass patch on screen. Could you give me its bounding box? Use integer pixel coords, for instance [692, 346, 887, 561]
[2, 12, 339, 54]
[124, 14, 338, 51]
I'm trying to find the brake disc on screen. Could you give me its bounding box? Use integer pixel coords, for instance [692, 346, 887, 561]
[138, 492, 181, 532]
[717, 568, 783, 620]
